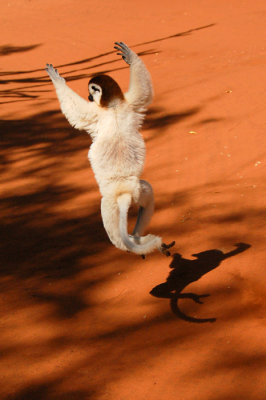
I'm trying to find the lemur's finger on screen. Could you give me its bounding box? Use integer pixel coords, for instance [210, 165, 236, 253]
[114, 43, 122, 50]
[119, 42, 128, 49]
[114, 42, 128, 51]
[114, 47, 127, 55]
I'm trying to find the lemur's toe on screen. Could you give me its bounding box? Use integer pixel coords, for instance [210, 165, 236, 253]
[161, 241, 175, 256]
[161, 241, 175, 250]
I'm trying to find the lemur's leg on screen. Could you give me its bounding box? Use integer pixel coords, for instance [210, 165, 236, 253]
[133, 180, 175, 257]
[132, 180, 175, 257]
[132, 180, 154, 237]
[101, 196, 128, 251]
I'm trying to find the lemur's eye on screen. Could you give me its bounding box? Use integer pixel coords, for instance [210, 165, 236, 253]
[92, 85, 100, 92]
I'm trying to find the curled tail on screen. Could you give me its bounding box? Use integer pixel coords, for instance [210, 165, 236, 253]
[117, 193, 162, 255]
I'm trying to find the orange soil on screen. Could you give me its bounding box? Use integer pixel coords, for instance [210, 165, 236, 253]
[1, 1, 266, 399]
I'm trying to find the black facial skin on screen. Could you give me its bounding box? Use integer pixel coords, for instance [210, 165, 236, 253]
[88, 85, 100, 101]
[92, 85, 100, 92]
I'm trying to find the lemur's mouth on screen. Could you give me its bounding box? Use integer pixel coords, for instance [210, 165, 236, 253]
[88, 94, 94, 101]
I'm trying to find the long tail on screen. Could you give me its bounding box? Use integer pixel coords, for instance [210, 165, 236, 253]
[117, 193, 162, 255]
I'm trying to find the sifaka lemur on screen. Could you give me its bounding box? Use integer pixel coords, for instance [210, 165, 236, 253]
[46, 42, 174, 257]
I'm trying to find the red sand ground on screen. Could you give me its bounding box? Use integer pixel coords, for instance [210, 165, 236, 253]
[1, 1, 266, 399]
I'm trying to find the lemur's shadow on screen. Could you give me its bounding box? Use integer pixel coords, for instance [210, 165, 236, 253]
[150, 243, 251, 323]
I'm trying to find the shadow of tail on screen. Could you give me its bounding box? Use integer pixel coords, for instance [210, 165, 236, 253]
[170, 294, 216, 323]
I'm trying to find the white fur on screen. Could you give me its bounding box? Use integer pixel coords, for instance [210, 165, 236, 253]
[45, 44, 165, 256]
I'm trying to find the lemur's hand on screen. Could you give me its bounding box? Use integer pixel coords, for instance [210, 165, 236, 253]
[114, 42, 137, 65]
[45, 64, 65, 83]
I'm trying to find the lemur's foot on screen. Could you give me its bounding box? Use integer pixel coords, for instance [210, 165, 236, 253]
[161, 241, 175, 256]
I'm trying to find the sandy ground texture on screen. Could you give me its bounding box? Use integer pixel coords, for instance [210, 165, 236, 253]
[1, 0, 266, 399]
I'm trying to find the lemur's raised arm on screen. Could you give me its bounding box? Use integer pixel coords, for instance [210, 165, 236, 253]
[46, 64, 99, 133]
[114, 42, 153, 111]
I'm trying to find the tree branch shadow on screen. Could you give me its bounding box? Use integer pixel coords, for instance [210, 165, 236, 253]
[0, 109, 110, 320]
[143, 105, 201, 136]
[0, 23, 216, 104]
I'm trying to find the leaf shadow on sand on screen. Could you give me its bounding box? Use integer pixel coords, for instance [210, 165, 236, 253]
[0, 44, 41, 56]
[150, 242, 251, 323]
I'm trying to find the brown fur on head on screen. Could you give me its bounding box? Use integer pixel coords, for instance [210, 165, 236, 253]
[89, 75, 124, 107]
